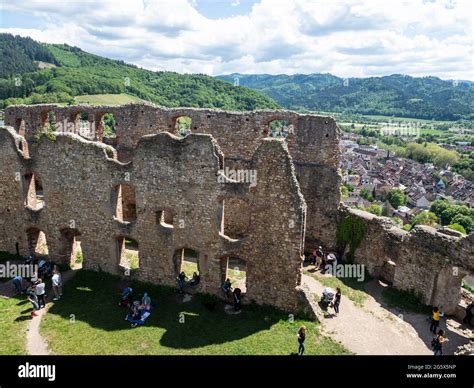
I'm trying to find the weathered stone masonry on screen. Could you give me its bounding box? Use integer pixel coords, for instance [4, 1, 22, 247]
[341, 208, 473, 313]
[2, 103, 472, 314]
[4, 103, 341, 249]
[1, 103, 315, 311]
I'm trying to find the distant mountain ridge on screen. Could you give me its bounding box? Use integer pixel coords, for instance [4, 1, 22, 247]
[218, 73, 474, 121]
[0, 34, 280, 111]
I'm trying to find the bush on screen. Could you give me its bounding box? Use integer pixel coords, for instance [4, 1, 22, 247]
[366, 204, 382, 216]
[412, 211, 438, 227]
[447, 224, 466, 234]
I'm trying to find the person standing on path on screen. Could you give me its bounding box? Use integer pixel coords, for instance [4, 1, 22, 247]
[315, 246, 324, 270]
[430, 307, 441, 334]
[463, 302, 473, 326]
[52, 268, 62, 301]
[35, 278, 46, 308]
[27, 287, 39, 318]
[297, 325, 306, 355]
[333, 287, 341, 315]
[433, 329, 449, 356]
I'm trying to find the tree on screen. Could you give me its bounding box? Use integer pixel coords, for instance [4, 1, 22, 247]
[412, 211, 439, 227]
[387, 189, 407, 209]
[430, 199, 450, 217]
[451, 214, 474, 234]
[360, 187, 374, 202]
[366, 204, 382, 216]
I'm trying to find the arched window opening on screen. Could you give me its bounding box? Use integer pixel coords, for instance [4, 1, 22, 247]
[220, 256, 247, 294]
[26, 228, 49, 258]
[24, 173, 44, 210]
[117, 237, 139, 270]
[113, 184, 137, 223]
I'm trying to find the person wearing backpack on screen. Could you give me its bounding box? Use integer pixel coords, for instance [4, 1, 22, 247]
[432, 329, 449, 356]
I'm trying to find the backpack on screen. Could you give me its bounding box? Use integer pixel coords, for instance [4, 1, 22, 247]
[431, 336, 441, 350]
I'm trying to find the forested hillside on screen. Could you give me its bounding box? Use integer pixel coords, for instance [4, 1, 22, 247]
[218, 73, 474, 121]
[0, 34, 280, 111]
[0, 33, 59, 78]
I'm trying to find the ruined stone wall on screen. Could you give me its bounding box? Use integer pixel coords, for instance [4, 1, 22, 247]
[5, 103, 340, 249]
[342, 207, 473, 314]
[0, 126, 306, 312]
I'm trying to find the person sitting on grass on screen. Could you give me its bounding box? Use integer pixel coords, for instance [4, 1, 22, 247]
[141, 292, 151, 311]
[126, 301, 141, 322]
[189, 272, 200, 286]
[27, 286, 40, 318]
[119, 287, 133, 307]
[221, 278, 232, 298]
[177, 272, 187, 293]
[126, 300, 153, 328]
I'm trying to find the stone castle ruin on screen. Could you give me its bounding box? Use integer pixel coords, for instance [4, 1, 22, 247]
[0, 103, 472, 314]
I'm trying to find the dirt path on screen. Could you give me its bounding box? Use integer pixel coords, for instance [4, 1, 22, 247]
[26, 270, 77, 355]
[303, 274, 472, 355]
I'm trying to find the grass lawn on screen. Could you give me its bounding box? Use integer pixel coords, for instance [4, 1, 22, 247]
[74, 93, 147, 105]
[40, 270, 350, 355]
[304, 270, 369, 307]
[0, 296, 30, 355]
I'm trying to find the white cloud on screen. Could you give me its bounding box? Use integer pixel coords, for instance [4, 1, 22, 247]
[0, 0, 472, 80]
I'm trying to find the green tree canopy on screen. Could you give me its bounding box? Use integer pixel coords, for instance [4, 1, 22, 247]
[387, 189, 407, 209]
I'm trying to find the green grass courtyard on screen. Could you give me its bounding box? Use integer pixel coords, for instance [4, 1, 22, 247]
[10, 270, 350, 355]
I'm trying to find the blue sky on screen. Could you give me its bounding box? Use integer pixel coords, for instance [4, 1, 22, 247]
[0, 0, 472, 80]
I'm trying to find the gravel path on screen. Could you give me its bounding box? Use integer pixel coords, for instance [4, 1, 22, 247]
[25, 270, 77, 355]
[303, 274, 471, 355]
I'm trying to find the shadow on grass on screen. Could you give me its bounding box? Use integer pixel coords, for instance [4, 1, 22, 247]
[14, 315, 31, 322]
[45, 270, 288, 350]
